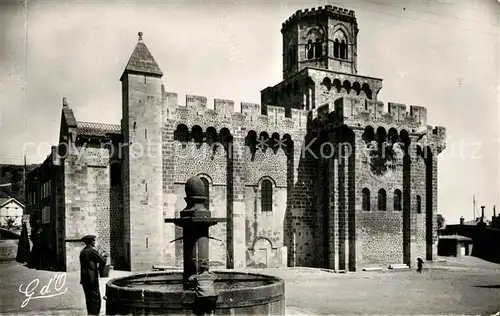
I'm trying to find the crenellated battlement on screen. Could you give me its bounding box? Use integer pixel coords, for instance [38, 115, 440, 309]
[430, 126, 447, 152]
[162, 91, 442, 141]
[309, 97, 430, 133]
[162, 91, 308, 134]
[281, 5, 356, 32]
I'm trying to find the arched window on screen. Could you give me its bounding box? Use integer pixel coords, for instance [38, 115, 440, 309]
[314, 38, 322, 58]
[340, 40, 346, 59]
[261, 179, 273, 212]
[201, 178, 209, 210]
[394, 189, 402, 211]
[333, 28, 347, 59]
[416, 195, 422, 214]
[191, 125, 203, 143]
[174, 124, 189, 142]
[307, 40, 314, 59]
[378, 189, 387, 211]
[362, 188, 371, 211]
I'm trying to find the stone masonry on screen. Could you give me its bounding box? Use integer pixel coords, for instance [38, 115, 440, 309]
[26, 5, 446, 272]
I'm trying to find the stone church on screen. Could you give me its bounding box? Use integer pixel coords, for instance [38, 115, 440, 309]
[25, 5, 446, 272]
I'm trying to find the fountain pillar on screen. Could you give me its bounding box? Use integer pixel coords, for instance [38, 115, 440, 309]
[165, 176, 225, 289]
[105, 175, 285, 315]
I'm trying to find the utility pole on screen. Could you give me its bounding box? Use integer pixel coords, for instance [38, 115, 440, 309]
[473, 195, 476, 221]
[23, 155, 26, 183]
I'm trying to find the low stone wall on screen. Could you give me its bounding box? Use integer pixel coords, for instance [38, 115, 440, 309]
[0, 239, 19, 262]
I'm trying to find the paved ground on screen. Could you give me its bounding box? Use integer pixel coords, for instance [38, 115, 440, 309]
[1, 256, 499, 315]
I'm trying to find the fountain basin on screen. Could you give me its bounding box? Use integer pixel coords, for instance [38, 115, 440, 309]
[105, 271, 285, 315]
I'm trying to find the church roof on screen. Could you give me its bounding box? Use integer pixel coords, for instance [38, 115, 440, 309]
[76, 121, 121, 137]
[121, 32, 163, 78]
[0, 197, 24, 209]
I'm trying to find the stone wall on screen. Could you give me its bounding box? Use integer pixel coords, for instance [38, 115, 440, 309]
[174, 143, 227, 184]
[358, 212, 403, 265]
[90, 166, 110, 258]
[286, 146, 321, 267]
[0, 239, 18, 262]
[161, 118, 177, 267]
[354, 130, 405, 268]
[64, 145, 110, 271]
[412, 153, 427, 262]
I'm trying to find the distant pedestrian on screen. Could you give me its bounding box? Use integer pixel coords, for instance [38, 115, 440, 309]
[80, 235, 106, 316]
[417, 257, 424, 273]
[189, 260, 218, 315]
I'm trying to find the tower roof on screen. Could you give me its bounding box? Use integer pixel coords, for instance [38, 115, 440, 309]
[121, 32, 163, 79]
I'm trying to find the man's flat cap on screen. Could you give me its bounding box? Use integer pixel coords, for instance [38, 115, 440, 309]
[81, 235, 96, 241]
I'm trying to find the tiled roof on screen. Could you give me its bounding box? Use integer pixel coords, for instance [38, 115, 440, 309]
[122, 34, 163, 77]
[76, 121, 121, 137]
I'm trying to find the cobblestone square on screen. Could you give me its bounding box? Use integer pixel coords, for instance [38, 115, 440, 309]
[1, 257, 499, 315]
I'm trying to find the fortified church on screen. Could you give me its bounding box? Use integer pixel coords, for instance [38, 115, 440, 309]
[25, 5, 446, 272]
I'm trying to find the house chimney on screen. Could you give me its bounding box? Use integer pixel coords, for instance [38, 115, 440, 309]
[494, 205, 496, 217]
[460, 216, 464, 225]
[480, 205, 485, 222]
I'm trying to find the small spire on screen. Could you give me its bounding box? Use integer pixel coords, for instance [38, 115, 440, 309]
[62, 97, 68, 107]
[121, 30, 163, 79]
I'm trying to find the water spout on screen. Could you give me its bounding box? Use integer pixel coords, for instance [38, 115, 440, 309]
[170, 236, 184, 243]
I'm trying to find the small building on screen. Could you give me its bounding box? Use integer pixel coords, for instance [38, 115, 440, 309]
[438, 235, 473, 257]
[25, 150, 65, 271]
[0, 197, 25, 229]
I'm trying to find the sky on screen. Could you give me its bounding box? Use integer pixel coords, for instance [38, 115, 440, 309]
[0, 0, 499, 224]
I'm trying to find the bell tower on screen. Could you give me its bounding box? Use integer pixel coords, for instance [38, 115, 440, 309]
[281, 5, 359, 79]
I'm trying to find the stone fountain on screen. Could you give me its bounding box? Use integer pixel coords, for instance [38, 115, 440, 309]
[105, 176, 285, 315]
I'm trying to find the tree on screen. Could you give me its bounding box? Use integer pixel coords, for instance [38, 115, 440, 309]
[437, 214, 445, 229]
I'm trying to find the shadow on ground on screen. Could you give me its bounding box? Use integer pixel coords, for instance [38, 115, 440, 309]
[473, 284, 500, 288]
